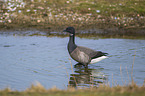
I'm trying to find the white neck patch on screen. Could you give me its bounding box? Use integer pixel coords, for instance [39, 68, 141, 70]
[70, 34, 74, 36]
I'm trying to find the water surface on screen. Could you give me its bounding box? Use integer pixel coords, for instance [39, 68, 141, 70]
[0, 33, 145, 90]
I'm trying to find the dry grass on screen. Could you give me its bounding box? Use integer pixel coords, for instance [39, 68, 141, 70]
[0, 0, 145, 32]
[0, 81, 145, 96]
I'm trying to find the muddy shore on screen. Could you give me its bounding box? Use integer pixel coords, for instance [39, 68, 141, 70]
[0, 0, 145, 38]
[0, 26, 145, 39]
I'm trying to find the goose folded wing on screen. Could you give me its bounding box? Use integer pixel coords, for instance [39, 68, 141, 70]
[77, 46, 108, 59]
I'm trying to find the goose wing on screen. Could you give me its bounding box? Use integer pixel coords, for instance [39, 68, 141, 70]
[77, 46, 108, 59]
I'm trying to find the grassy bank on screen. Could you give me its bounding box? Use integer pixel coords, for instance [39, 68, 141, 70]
[0, 0, 145, 36]
[0, 82, 145, 96]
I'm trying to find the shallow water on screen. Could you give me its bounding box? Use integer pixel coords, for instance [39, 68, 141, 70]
[0, 33, 145, 90]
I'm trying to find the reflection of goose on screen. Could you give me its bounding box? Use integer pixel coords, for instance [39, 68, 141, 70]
[68, 65, 107, 88]
[63, 27, 108, 67]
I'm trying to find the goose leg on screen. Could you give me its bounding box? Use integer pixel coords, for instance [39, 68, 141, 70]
[84, 63, 88, 68]
[75, 63, 84, 66]
[74, 63, 84, 67]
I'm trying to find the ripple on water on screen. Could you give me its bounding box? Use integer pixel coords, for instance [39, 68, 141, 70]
[0, 35, 145, 90]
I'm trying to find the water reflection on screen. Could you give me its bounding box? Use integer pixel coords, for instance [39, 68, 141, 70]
[1, 35, 145, 90]
[68, 63, 108, 88]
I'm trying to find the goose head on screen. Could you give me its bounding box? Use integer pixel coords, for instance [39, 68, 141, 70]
[63, 27, 75, 36]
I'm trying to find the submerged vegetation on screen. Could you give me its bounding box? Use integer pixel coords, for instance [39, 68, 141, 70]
[0, 0, 145, 37]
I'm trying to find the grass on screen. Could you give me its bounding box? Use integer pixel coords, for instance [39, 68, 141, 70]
[0, 0, 145, 34]
[0, 82, 145, 96]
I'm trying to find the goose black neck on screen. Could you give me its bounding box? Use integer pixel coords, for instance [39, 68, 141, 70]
[68, 34, 77, 54]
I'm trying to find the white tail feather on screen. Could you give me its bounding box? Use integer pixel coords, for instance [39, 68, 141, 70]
[90, 56, 108, 64]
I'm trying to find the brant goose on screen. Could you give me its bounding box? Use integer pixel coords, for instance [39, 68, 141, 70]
[63, 27, 108, 67]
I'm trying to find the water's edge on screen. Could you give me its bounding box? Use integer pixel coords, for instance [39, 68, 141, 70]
[0, 28, 145, 39]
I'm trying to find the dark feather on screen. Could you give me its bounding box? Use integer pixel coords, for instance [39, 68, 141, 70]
[91, 51, 108, 59]
[77, 46, 108, 59]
